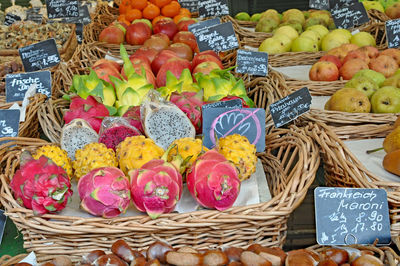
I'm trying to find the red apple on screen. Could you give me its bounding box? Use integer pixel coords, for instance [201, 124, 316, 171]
[197, 50, 220, 60]
[339, 59, 369, 80]
[151, 33, 170, 43]
[153, 18, 178, 41]
[369, 55, 399, 78]
[151, 49, 178, 75]
[92, 59, 121, 72]
[177, 18, 197, 31]
[167, 43, 193, 61]
[192, 61, 222, 77]
[309, 61, 339, 81]
[133, 47, 159, 63]
[343, 50, 370, 64]
[192, 54, 223, 70]
[172, 31, 198, 53]
[380, 48, 400, 65]
[128, 54, 151, 67]
[357, 46, 379, 59]
[156, 57, 192, 87]
[92, 64, 121, 85]
[327, 43, 358, 63]
[99, 25, 125, 44]
[318, 55, 342, 69]
[143, 36, 169, 52]
[126, 22, 152, 45]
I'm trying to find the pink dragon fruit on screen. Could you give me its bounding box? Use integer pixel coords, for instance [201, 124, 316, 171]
[78, 167, 131, 218]
[129, 146, 183, 219]
[122, 105, 143, 134]
[64, 96, 110, 133]
[10, 151, 73, 215]
[99, 117, 142, 151]
[186, 150, 240, 211]
[170, 91, 204, 134]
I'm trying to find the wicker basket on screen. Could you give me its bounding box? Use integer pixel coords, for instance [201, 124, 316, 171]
[304, 121, 400, 248]
[0, 122, 319, 263]
[0, 254, 28, 266]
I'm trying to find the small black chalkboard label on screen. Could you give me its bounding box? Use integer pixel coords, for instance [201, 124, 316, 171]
[76, 23, 84, 44]
[19, 39, 61, 72]
[202, 107, 266, 152]
[329, 0, 358, 10]
[330, 2, 370, 29]
[46, 0, 79, 19]
[0, 110, 20, 139]
[4, 13, 22, 26]
[6, 71, 52, 102]
[270, 87, 311, 128]
[193, 22, 239, 52]
[0, 210, 6, 244]
[178, 0, 199, 13]
[62, 5, 91, 25]
[236, 49, 268, 76]
[309, 0, 330, 10]
[198, 0, 229, 18]
[385, 19, 400, 48]
[188, 18, 220, 35]
[202, 99, 243, 110]
[315, 187, 391, 245]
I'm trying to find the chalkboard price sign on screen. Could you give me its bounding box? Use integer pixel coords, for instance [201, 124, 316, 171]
[193, 22, 239, 52]
[6, 71, 52, 102]
[19, 39, 61, 72]
[198, 0, 229, 18]
[270, 87, 311, 128]
[62, 5, 92, 25]
[202, 107, 266, 152]
[0, 110, 20, 140]
[188, 18, 220, 35]
[309, 0, 330, 10]
[46, 0, 79, 19]
[202, 99, 243, 110]
[4, 13, 22, 26]
[178, 0, 199, 13]
[236, 49, 268, 76]
[385, 19, 400, 48]
[330, 2, 370, 29]
[315, 187, 391, 245]
[76, 23, 84, 44]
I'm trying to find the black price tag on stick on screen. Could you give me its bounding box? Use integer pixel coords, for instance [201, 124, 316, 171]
[202, 107, 266, 152]
[315, 187, 391, 245]
[0, 210, 6, 245]
[4, 13, 22, 26]
[188, 18, 220, 35]
[270, 87, 311, 128]
[309, 0, 330, 10]
[62, 5, 91, 25]
[0, 110, 20, 139]
[198, 0, 229, 18]
[330, 2, 370, 29]
[178, 0, 199, 13]
[194, 22, 239, 52]
[19, 39, 61, 72]
[385, 19, 400, 48]
[76, 23, 84, 44]
[46, 0, 79, 19]
[236, 49, 268, 76]
[6, 71, 52, 102]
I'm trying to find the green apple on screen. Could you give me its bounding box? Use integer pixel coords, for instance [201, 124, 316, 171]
[255, 18, 279, 33]
[250, 13, 262, 22]
[306, 25, 329, 39]
[291, 36, 318, 52]
[273, 34, 293, 52]
[345, 76, 378, 99]
[362, 1, 385, 12]
[300, 30, 321, 46]
[235, 12, 251, 21]
[321, 32, 350, 51]
[350, 32, 376, 47]
[327, 87, 371, 113]
[330, 29, 352, 41]
[353, 69, 386, 87]
[258, 38, 287, 54]
[274, 25, 299, 40]
[371, 86, 400, 113]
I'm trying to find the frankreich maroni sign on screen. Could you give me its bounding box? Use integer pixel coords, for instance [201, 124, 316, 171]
[315, 187, 391, 245]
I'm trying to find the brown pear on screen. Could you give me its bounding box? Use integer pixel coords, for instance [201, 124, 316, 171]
[383, 126, 400, 153]
[383, 149, 400, 176]
[326, 88, 371, 113]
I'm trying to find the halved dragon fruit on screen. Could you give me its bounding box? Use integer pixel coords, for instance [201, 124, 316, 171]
[78, 167, 131, 218]
[129, 145, 183, 219]
[170, 91, 203, 134]
[186, 150, 240, 211]
[10, 151, 73, 215]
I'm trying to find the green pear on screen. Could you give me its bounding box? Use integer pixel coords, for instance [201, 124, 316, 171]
[300, 30, 321, 46]
[279, 21, 303, 35]
[309, 10, 331, 25]
[273, 34, 293, 52]
[291, 36, 318, 52]
[371, 86, 400, 113]
[282, 9, 305, 25]
[255, 18, 279, 33]
[345, 76, 378, 99]
[303, 11, 310, 19]
[261, 9, 280, 24]
[274, 25, 299, 41]
[250, 13, 262, 22]
[350, 32, 376, 47]
[353, 69, 386, 87]
[259, 38, 287, 54]
[327, 87, 371, 113]
[304, 17, 327, 29]
[235, 12, 251, 21]
[321, 32, 350, 51]
[330, 29, 352, 41]
[382, 73, 400, 88]
[328, 18, 336, 30]
[307, 24, 329, 39]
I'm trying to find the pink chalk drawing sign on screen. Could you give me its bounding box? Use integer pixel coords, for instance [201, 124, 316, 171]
[203, 107, 266, 152]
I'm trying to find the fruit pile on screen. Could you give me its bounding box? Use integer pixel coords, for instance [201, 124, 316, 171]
[362, 0, 400, 19]
[118, 0, 191, 26]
